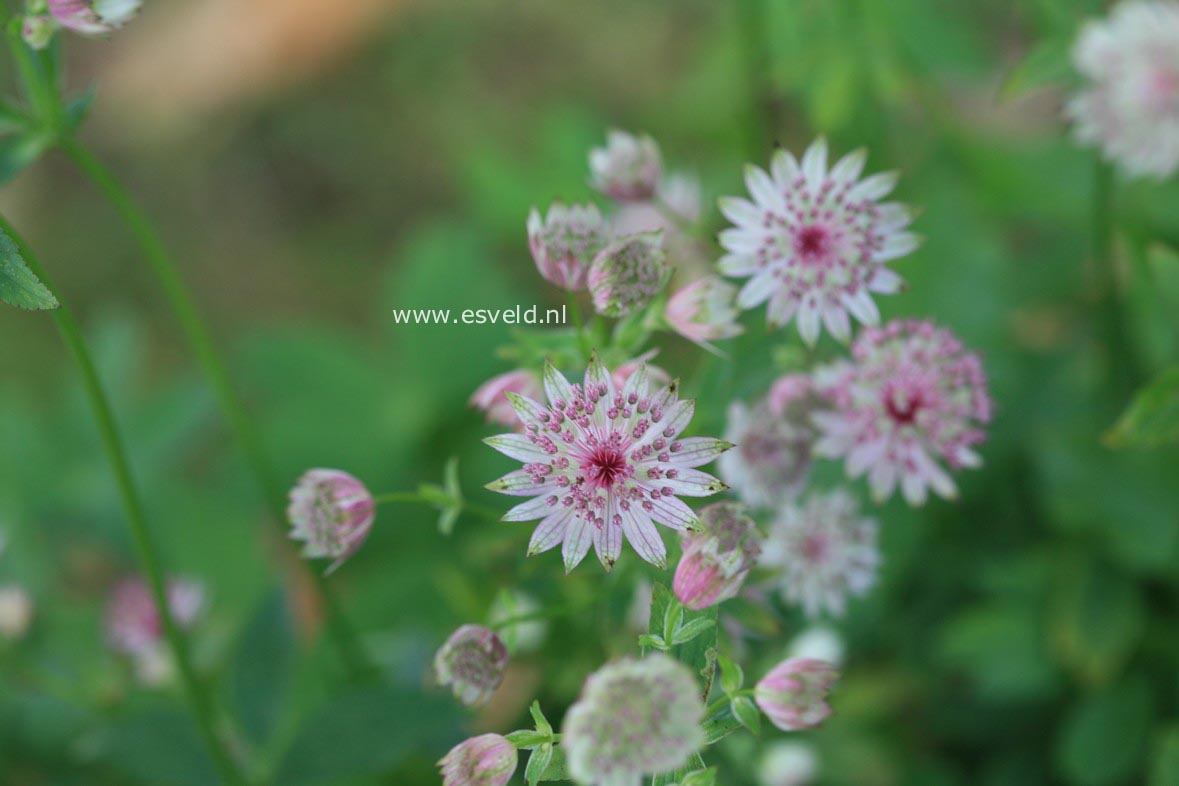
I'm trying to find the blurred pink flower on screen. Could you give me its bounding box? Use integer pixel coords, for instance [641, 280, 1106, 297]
[434, 624, 509, 707]
[438, 734, 518, 786]
[485, 356, 730, 571]
[611, 350, 670, 390]
[717, 397, 815, 509]
[527, 203, 608, 291]
[812, 319, 991, 505]
[754, 657, 838, 732]
[106, 577, 204, 685]
[471, 369, 544, 429]
[673, 502, 760, 610]
[48, 0, 141, 35]
[588, 231, 670, 318]
[665, 276, 744, 350]
[719, 138, 917, 345]
[589, 129, 663, 202]
[287, 469, 375, 573]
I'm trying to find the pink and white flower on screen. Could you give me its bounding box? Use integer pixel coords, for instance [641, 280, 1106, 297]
[589, 130, 663, 202]
[611, 351, 671, 390]
[527, 203, 608, 291]
[717, 397, 815, 509]
[1067, 1, 1179, 178]
[484, 356, 730, 571]
[287, 469, 375, 573]
[105, 577, 205, 685]
[664, 276, 744, 350]
[434, 624, 509, 707]
[563, 654, 705, 786]
[438, 734, 518, 786]
[471, 369, 544, 429]
[48, 0, 141, 35]
[673, 502, 761, 610]
[588, 231, 670, 317]
[754, 658, 838, 732]
[718, 138, 918, 345]
[812, 319, 991, 505]
[760, 490, 879, 618]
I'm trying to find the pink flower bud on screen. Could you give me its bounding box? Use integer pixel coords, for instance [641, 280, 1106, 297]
[21, 15, 55, 50]
[48, 0, 140, 35]
[527, 203, 608, 291]
[434, 624, 508, 707]
[470, 369, 543, 429]
[589, 130, 663, 201]
[665, 276, 744, 348]
[588, 231, 669, 317]
[673, 502, 760, 610]
[287, 469, 375, 574]
[754, 658, 838, 731]
[438, 734, 518, 786]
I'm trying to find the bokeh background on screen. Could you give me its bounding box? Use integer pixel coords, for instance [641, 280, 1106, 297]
[2, 0, 1178, 784]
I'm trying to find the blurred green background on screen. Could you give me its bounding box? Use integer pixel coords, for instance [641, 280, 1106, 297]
[2, 0, 1179, 784]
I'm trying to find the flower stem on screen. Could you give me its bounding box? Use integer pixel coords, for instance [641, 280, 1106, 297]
[736, 0, 776, 159]
[372, 491, 502, 523]
[56, 137, 373, 679]
[0, 216, 248, 786]
[567, 291, 592, 361]
[1091, 158, 1139, 396]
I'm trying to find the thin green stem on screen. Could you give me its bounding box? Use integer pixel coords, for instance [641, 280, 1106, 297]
[373, 491, 501, 524]
[566, 291, 592, 361]
[4, 24, 59, 130]
[56, 137, 373, 679]
[1092, 159, 1139, 396]
[0, 217, 248, 786]
[490, 601, 594, 631]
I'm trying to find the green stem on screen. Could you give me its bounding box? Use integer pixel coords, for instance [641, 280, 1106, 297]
[4, 24, 60, 131]
[372, 492, 501, 523]
[0, 216, 248, 786]
[1092, 159, 1139, 396]
[56, 137, 373, 679]
[566, 291, 592, 361]
[736, 0, 775, 159]
[490, 601, 594, 631]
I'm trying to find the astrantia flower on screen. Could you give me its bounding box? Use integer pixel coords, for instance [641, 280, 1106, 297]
[439, 734, 518, 786]
[614, 173, 711, 281]
[717, 397, 815, 509]
[471, 369, 544, 429]
[718, 138, 918, 345]
[287, 469, 375, 573]
[434, 624, 509, 707]
[48, 0, 141, 35]
[106, 577, 204, 684]
[563, 654, 705, 786]
[588, 232, 670, 317]
[589, 130, 663, 202]
[485, 357, 730, 571]
[758, 742, 818, 786]
[812, 319, 991, 505]
[754, 657, 838, 732]
[0, 585, 33, 640]
[528, 203, 609, 291]
[673, 502, 761, 610]
[1067, 1, 1179, 177]
[760, 490, 879, 618]
[665, 276, 744, 350]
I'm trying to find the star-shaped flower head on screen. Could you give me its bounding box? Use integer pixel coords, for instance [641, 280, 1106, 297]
[485, 355, 731, 572]
[718, 138, 919, 345]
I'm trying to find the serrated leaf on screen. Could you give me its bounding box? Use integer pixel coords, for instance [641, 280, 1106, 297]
[0, 229, 57, 310]
[526, 743, 554, 786]
[731, 696, 761, 735]
[1106, 367, 1179, 448]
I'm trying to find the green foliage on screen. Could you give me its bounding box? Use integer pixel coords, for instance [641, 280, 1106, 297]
[0, 229, 57, 310]
[1106, 366, 1179, 447]
[1056, 678, 1154, 786]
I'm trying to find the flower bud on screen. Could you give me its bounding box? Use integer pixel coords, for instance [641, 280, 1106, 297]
[665, 276, 743, 348]
[587, 231, 669, 317]
[21, 15, 56, 50]
[470, 369, 543, 429]
[0, 585, 34, 641]
[527, 203, 607, 291]
[754, 658, 838, 731]
[438, 734, 518, 786]
[287, 469, 375, 574]
[48, 0, 141, 35]
[434, 624, 508, 707]
[589, 130, 662, 201]
[673, 502, 760, 610]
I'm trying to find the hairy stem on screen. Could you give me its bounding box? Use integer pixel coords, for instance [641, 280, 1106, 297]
[0, 216, 248, 786]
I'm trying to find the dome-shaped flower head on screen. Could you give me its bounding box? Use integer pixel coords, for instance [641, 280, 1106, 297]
[760, 489, 878, 618]
[588, 232, 670, 318]
[485, 356, 731, 571]
[1067, 1, 1179, 178]
[812, 319, 991, 505]
[438, 734, 518, 786]
[434, 624, 508, 706]
[471, 369, 544, 429]
[528, 203, 609, 291]
[673, 502, 762, 610]
[665, 277, 744, 350]
[718, 138, 918, 345]
[0, 585, 34, 641]
[287, 469, 375, 574]
[589, 130, 663, 202]
[717, 395, 816, 509]
[106, 577, 204, 684]
[754, 657, 838, 732]
[47, 0, 141, 35]
[563, 654, 705, 786]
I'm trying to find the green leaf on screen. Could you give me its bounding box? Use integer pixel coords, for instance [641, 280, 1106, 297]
[99, 709, 219, 786]
[680, 767, 718, 786]
[506, 730, 551, 749]
[1056, 677, 1153, 786]
[0, 132, 49, 187]
[653, 752, 707, 786]
[731, 696, 761, 735]
[1106, 367, 1179, 448]
[1050, 559, 1145, 685]
[529, 700, 553, 736]
[0, 97, 32, 135]
[526, 743, 554, 786]
[1000, 37, 1073, 101]
[538, 745, 572, 781]
[0, 228, 57, 310]
[645, 583, 719, 701]
[1151, 727, 1179, 786]
[64, 85, 97, 132]
[718, 654, 744, 695]
[670, 617, 716, 646]
[229, 590, 295, 745]
[702, 705, 743, 744]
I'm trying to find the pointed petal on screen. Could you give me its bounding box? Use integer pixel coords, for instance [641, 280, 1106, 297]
[717, 252, 761, 276]
[562, 515, 593, 572]
[867, 267, 903, 294]
[621, 509, 666, 568]
[542, 361, 576, 407]
[744, 164, 782, 210]
[504, 391, 550, 427]
[829, 148, 867, 184]
[656, 398, 696, 441]
[660, 468, 728, 497]
[503, 494, 559, 522]
[486, 469, 555, 497]
[821, 304, 851, 343]
[594, 499, 622, 570]
[645, 493, 699, 530]
[584, 353, 614, 399]
[848, 171, 898, 202]
[797, 301, 821, 346]
[738, 269, 778, 308]
[770, 148, 800, 185]
[528, 506, 574, 554]
[666, 437, 734, 467]
[718, 196, 762, 226]
[483, 434, 551, 463]
[841, 289, 881, 326]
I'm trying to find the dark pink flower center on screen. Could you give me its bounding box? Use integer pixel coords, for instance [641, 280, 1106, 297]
[884, 387, 923, 425]
[583, 446, 630, 489]
[794, 225, 831, 261]
[801, 533, 828, 562]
